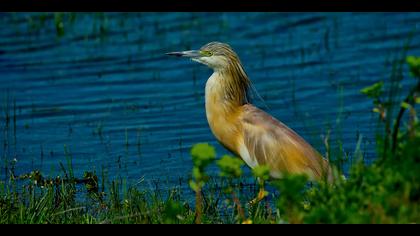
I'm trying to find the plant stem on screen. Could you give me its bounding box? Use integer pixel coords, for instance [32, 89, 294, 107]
[195, 188, 202, 224]
[391, 81, 420, 154]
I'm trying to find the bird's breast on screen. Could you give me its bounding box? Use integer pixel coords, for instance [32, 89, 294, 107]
[205, 73, 242, 154]
[205, 102, 241, 154]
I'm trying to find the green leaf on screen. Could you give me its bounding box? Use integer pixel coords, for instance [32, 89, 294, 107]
[401, 102, 411, 110]
[406, 56, 420, 78]
[189, 180, 199, 192]
[415, 97, 420, 104]
[190, 143, 216, 168]
[360, 81, 384, 99]
[192, 167, 202, 180]
[163, 200, 184, 223]
[252, 165, 271, 181]
[217, 155, 244, 178]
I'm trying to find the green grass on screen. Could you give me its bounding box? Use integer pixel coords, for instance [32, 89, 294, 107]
[1, 55, 420, 224]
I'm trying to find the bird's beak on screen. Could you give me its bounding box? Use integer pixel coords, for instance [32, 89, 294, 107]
[165, 50, 201, 58]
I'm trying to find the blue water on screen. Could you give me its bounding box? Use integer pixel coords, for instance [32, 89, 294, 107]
[1, 12, 420, 191]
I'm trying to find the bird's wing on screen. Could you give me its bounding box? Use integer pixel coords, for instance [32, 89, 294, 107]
[240, 104, 331, 180]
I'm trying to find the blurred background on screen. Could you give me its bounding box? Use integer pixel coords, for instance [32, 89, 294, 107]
[1, 12, 420, 191]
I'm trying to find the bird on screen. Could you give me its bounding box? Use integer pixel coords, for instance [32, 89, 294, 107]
[167, 42, 333, 201]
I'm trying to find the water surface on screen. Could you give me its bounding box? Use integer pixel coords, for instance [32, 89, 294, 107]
[1, 12, 420, 190]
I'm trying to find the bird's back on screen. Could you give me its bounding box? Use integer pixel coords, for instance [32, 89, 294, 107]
[235, 104, 333, 182]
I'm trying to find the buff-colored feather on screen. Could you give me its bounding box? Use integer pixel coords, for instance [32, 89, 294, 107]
[169, 41, 334, 182]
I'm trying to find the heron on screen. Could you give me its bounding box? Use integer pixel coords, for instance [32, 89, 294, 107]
[167, 42, 333, 202]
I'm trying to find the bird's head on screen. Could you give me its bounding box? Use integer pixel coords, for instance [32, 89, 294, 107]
[166, 42, 241, 71]
[167, 42, 251, 105]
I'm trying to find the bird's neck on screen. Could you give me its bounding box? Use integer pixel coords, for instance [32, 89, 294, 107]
[205, 70, 246, 113]
[204, 64, 250, 151]
[205, 71, 243, 152]
[205, 64, 250, 105]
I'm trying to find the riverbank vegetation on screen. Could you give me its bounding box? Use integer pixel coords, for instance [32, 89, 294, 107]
[1, 55, 419, 224]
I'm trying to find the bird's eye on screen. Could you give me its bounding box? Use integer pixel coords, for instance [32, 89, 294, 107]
[200, 50, 213, 57]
